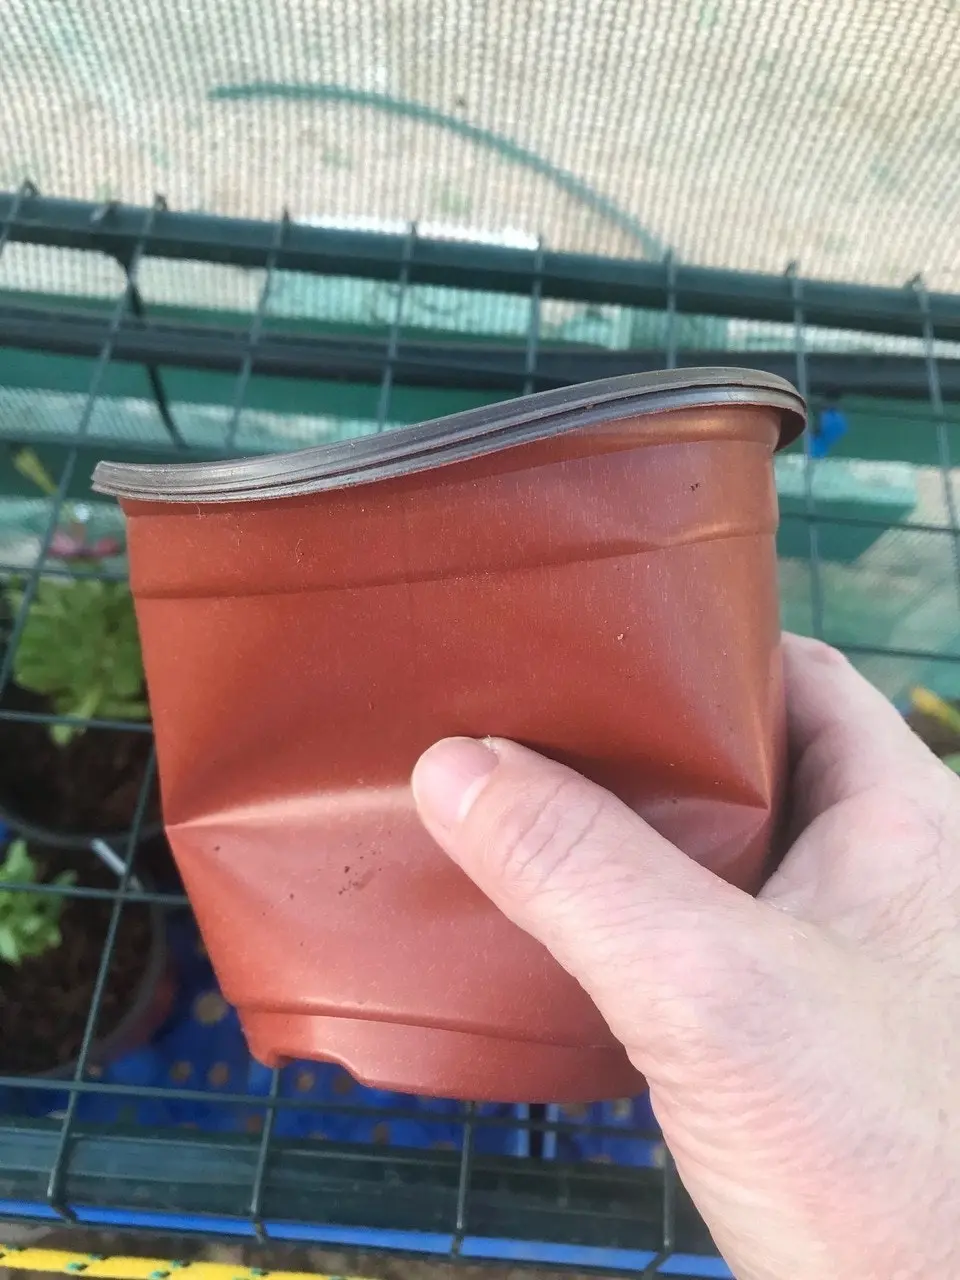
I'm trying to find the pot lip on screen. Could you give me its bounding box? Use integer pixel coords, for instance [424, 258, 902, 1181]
[93, 366, 806, 505]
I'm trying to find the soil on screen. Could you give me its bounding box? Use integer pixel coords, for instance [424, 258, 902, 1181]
[0, 684, 158, 836]
[0, 847, 156, 1075]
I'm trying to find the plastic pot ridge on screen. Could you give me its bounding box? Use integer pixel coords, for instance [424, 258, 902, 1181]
[94, 369, 805, 1102]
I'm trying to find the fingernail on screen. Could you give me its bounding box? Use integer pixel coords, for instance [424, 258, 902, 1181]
[412, 737, 499, 830]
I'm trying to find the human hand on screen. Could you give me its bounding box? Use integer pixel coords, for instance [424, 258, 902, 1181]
[411, 635, 960, 1280]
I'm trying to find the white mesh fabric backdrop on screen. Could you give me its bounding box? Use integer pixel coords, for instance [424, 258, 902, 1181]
[3, 0, 959, 286]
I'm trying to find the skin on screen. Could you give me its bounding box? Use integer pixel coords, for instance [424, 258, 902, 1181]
[411, 634, 960, 1280]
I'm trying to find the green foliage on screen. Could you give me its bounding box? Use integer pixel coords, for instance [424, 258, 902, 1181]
[0, 840, 75, 966]
[6, 578, 148, 746]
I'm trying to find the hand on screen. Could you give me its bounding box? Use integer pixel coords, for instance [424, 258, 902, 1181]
[411, 635, 960, 1280]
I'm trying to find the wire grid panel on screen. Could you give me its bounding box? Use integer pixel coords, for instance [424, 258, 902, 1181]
[1, 196, 960, 1279]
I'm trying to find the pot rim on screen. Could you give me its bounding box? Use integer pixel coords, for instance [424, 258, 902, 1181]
[93, 366, 805, 504]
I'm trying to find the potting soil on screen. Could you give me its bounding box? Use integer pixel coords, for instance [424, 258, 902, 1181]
[0, 849, 154, 1074]
[0, 685, 155, 836]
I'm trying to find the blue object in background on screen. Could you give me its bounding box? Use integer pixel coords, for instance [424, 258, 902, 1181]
[543, 1092, 663, 1167]
[809, 406, 849, 458]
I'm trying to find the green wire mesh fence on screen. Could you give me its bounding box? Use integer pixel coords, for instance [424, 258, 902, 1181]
[0, 189, 959, 1280]
[1, 4, 960, 1276]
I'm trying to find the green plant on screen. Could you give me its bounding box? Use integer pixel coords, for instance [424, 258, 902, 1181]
[6, 577, 148, 746]
[0, 840, 75, 966]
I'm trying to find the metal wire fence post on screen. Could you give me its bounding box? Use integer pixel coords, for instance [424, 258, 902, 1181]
[224, 211, 289, 451]
[523, 239, 544, 396]
[0, 180, 39, 258]
[248, 1066, 283, 1241]
[0, 196, 165, 706]
[450, 1101, 477, 1257]
[44, 752, 159, 1216]
[664, 252, 678, 371]
[376, 223, 418, 430]
[119, 272, 188, 450]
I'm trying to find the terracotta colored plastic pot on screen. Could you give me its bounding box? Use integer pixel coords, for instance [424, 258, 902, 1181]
[94, 369, 805, 1103]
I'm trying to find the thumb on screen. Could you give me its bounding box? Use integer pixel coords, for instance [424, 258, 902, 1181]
[412, 736, 794, 1078]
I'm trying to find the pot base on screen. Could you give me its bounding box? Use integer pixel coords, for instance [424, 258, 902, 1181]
[242, 1010, 644, 1103]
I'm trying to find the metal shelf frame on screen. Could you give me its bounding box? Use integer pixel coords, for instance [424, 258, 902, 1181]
[2, 182, 960, 1280]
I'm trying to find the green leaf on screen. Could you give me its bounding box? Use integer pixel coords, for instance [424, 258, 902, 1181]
[7, 576, 149, 746]
[50, 721, 80, 747]
[0, 923, 20, 964]
[0, 840, 70, 967]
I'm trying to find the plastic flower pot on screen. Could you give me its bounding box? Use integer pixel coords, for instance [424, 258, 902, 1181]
[2, 838, 174, 1079]
[94, 368, 805, 1103]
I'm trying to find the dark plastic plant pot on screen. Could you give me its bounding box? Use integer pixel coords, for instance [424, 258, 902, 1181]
[4, 841, 175, 1079]
[94, 368, 805, 1103]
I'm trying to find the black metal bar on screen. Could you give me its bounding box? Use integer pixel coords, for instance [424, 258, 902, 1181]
[522, 239, 544, 396]
[375, 223, 417, 431]
[0, 197, 163, 704]
[450, 1101, 477, 1257]
[789, 262, 826, 637]
[0, 1072, 460, 1119]
[0, 1126, 712, 1260]
[0, 1079, 655, 1138]
[248, 1068, 282, 1242]
[637, 1150, 678, 1277]
[0, 560, 129, 583]
[664, 252, 678, 371]
[0, 708, 154, 732]
[662, 1151, 678, 1256]
[4, 193, 960, 340]
[836, 641, 960, 664]
[123, 279, 188, 450]
[0, 879, 186, 905]
[224, 212, 288, 451]
[3, 304, 960, 405]
[44, 751, 158, 1214]
[779, 512, 956, 537]
[0, 1074, 462, 1114]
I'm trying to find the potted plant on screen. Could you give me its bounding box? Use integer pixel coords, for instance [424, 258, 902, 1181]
[0, 837, 174, 1076]
[0, 450, 159, 847]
